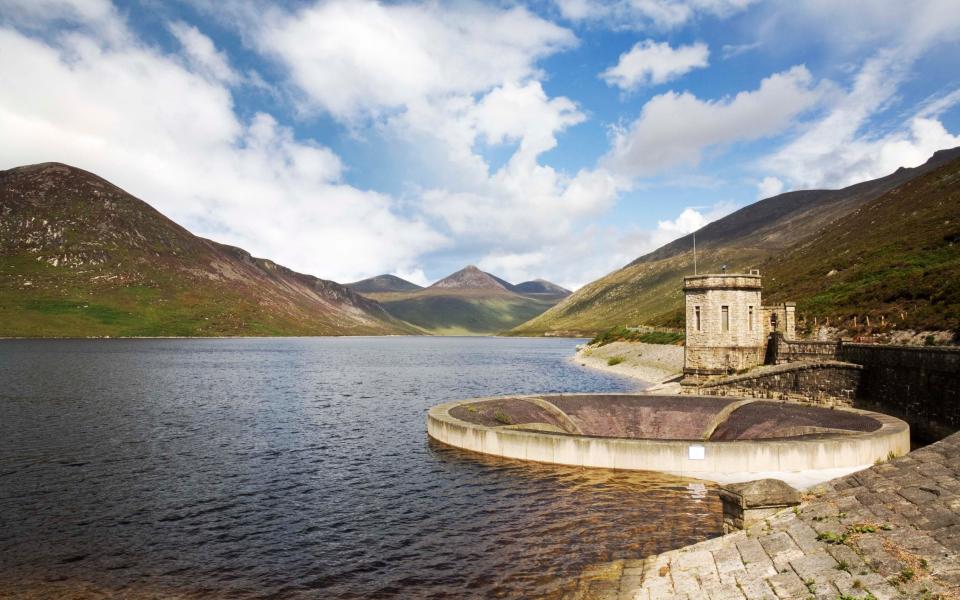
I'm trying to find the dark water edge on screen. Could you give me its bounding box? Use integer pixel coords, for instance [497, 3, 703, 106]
[0, 337, 723, 599]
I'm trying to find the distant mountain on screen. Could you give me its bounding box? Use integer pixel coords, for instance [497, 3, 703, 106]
[512, 279, 572, 301]
[428, 265, 510, 292]
[347, 274, 423, 294]
[0, 162, 420, 337]
[354, 265, 570, 335]
[512, 147, 960, 336]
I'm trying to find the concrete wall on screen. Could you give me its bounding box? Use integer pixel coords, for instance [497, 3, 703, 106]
[839, 344, 960, 442]
[698, 341, 960, 442]
[428, 395, 910, 487]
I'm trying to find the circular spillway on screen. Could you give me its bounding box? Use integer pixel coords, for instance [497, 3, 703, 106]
[427, 394, 910, 488]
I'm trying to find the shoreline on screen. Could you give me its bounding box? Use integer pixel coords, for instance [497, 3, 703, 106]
[571, 340, 684, 390]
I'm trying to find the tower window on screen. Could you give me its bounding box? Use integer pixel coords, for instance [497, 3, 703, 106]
[694, 306, 701, 331]
[721, 306, 729, 332]
[748, 306, 754, 331]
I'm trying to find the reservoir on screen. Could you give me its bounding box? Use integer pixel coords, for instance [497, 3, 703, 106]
[0, 337, 723, 599]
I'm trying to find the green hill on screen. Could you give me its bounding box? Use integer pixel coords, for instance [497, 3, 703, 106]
[359, 266, 568, 335]
[762, 154, 960, 333]
[346, 274, 423, 294]
[512, 147, 960, 337]
[0, 162, 419, 337]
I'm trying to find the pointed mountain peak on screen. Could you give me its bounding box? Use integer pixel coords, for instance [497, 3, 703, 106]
[429, 265, 510, 291]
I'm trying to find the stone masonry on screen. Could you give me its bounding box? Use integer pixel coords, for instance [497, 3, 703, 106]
[684, 272, 796, 379]
[687, 362, 863, 405]
[684, 273, 765, 377]
[564, 430, 960, 600]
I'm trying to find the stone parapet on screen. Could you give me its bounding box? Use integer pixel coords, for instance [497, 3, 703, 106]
[683, 274, 762, 291]
[682, 361, 863, 405]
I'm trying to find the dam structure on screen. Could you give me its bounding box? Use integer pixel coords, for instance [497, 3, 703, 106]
[427, 393, 908, 488]
[428, 271, 910, 486]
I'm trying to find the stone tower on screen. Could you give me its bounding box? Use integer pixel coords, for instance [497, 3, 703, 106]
[683, 270, 796, 378]
[684, 271, 765, 378]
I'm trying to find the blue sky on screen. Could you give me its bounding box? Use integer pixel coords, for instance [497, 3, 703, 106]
[1, 0, 958, 289]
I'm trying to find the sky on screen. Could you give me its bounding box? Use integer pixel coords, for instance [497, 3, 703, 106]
[1, 0, 959, 290]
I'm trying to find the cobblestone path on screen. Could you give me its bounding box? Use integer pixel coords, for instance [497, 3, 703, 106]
[566, 431, 960, 599]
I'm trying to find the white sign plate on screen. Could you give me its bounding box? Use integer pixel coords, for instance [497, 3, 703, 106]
[688, 445, 705, 460]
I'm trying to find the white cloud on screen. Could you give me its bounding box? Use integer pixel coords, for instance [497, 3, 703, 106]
[477, 201, 737, 290]
[0, 8, 446, 283]
[721, 41, 760, 59]
[762, 46, 960, 189]
[605, 65, 824, 177]
[601, 40, 708, 90]
[253, 1, 627, 278]
[555, 0, 755, 29]
[168, 21, 238, 84]
[756, 176, 784, 198]
[657, 207, 709, 234]
[256, 1, 575, 121]
[392, 267, 430, 287]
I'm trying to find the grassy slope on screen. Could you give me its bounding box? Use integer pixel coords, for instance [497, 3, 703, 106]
[0, 163, 419, 337]
[367, 288, 556, 335]
[762, 157, 960, 332]
[512, 148, 960, 336]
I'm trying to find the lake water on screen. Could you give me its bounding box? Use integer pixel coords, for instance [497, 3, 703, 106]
[0, 337, 723, 599]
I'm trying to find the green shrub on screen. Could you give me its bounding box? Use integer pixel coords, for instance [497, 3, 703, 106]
[607, 356, 625, 366]
[590, 325, 684, 346]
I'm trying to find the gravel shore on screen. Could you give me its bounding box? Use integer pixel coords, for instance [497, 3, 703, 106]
[572, 340, 684, 388]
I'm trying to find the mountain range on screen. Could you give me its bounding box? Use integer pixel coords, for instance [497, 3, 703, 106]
[512, 147, 960, 337]
[0, 163, 418, 337]
[348, 266, 570, 335]
[4, 147, 958, 339]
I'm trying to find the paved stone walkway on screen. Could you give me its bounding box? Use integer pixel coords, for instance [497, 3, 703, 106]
[566, 431, 960, 599]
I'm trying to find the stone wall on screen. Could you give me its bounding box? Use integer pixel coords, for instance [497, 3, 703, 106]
[683, 362, 862, 405]
[760, 303, 796, 341]
[766, 333, 841, 364]
[692, 341, 960, 443]
[839, 344, 960, 442]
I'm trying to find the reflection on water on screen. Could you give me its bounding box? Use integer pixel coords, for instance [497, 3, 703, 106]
[0, 337, 722, 599]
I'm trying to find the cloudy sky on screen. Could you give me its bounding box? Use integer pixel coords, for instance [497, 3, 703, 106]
[1, 0, 959, 289]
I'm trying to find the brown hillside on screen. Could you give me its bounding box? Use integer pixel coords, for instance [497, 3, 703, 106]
[0, 162, 418, 337]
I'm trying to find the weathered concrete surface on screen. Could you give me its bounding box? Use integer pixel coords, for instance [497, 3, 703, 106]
[565, 430, 960, 599]
[428, 395, 911, 487]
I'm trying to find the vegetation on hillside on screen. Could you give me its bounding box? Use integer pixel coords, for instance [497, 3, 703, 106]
[589, 325, 685, 347]
[375, 292, 557, 335]
[763, 157, 960, 334]
[512, 148, 960, 337]
[356, 266, 569, 335]
[0, 163, 418, 337]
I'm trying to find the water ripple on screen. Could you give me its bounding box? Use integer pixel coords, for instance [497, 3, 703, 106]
[0, 337, 722, 599]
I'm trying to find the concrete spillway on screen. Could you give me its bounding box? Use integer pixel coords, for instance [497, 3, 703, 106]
[428, 394, 910, 488]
